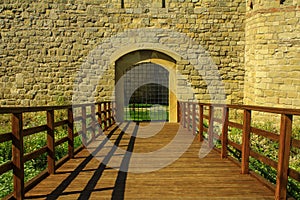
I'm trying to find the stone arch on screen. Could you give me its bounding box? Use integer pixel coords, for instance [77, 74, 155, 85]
[114, 49, 178, 122]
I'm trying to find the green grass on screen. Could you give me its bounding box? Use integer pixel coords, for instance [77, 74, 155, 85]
[124, 104, 169, 121]
[0, 112, 83, 199]
[222, 121, 300, 199]
[1, 112, 299, 199]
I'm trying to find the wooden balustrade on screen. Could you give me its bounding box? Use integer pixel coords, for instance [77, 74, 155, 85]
[1, 100, 299, 199]
[0, 102, 115, 200]
[178, 101, 300, 200]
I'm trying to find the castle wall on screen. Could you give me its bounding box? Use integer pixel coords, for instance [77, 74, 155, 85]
[0, 0, 245, 106]
[244, 0, 300, 108]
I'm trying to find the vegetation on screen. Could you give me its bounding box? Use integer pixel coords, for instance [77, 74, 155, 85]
[223, 121, 300, 199]
[0, 112, 82, 199]
[125, 104, 169, 121]
[0, 109, 299, 199]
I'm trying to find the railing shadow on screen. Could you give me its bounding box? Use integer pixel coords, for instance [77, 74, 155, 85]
[25, 122, 139, 199]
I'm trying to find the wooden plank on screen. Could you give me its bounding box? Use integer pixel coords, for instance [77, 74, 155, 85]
[228, 121, 243, 129]
[288, 168, 300, 182]
[228, 140, 242, 151]
[291, 138, 300, 149]
[81, 106, 87, 145]
[221, 107, 229, 158]
[249, 150, 277, 169]
[0, 132, 12, 143]
[24, 146, 47, 163]
[97, 103, 103, 135]
[91, 104, 96, 140]
[24, 169, 49, 194]
[103, 103, 108, 131]
[187, 102, 191, 131]
[25, 123, 275, 200]
[198, 104, 204, 142]
[54, 120, 68, 128]
[107, 102, 112, 127]
[208, 106, 214, 148]
[0, 105, 72, 114]
[68, 108, 74, 159]
[12, 112, 25, 200]
[47, 110, 55, 175]
[183, 102, 186, 128]
[203, 115, 209, 120]
[241, 109, 251, 174]
[55, 137, 68, 147]
[196, 103, 300, 115]
[192, 103, 196, 135]
[250, 127, 279, 142]
[275, 114, 293, 200]
[0, 161, 12, 175]
[23, 125, 48, 137]
[177, 102, 181, 124]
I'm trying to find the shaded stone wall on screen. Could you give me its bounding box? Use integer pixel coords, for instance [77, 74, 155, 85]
[1, 0, 244, 106]
[244, 0, 300, 108]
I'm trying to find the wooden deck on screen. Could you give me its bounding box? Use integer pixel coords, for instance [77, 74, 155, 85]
[25, 122, 274, 199]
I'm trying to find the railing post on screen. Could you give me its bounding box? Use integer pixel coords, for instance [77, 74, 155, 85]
[177, 101, 181, 123]
[67, 108, 74, 158]
[111, 101, 116, 124]
[221, 107, 229, 158]
[97, 103, 103, 135]
[198, 104, 204, 142]
[187, 102, 191, 131]
[91, 104, 96, 140]
[208, 106, 214, 148]
[107, 102, 111, 127]
[47, 110, 55, 174]
[183, 102, 186, 128]
[241, 109, 251, 174]
[12, 112, 24, 200]
[81, 106, 87, 145]
[275, 114, 293, 200]
[103, 102, 108, 131]
[192, 103, 196, 135]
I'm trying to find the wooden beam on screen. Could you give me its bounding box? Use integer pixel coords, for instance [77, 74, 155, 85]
[68, 108, 74, 159]
[221, 107, 229, 159]
[275, 114, 292, 200]
[12, 112, 24, 200]
[198, 104, 204, 142]
[192, 103, 196, 135]
[103, 103, 108, 131]
[241, 109, 251, 174]
[47, 110, 55, 174]
[91, 104, 96, 140]
[187, 102, 191, 131]
[183, 102, 186, 128]
[81, 106, 87, 145]
[208, 106, 214, 148]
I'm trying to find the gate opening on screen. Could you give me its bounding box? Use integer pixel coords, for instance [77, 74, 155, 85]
[123, 63, 169, 122]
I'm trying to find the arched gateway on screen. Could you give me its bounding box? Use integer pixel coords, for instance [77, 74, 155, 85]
[115, 50, 178, 122]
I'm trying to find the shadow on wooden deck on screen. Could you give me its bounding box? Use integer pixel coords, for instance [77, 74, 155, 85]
[25, 122, 274, 199]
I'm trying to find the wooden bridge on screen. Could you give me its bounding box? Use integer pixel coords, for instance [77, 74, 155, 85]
[0, 102, 299, 199]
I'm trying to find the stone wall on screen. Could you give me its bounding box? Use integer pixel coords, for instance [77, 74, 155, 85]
[0, 0, 243, 106]
[244, 0, 300, 108]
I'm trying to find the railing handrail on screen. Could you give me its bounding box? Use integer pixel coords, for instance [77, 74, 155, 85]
[178, 101, 300, 200]
[183, 102, 300, 115]
[0, 101, 116, 200]
[0, 102, 114, 114]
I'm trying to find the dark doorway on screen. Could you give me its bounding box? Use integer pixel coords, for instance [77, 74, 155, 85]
[123, 63, 169, 121]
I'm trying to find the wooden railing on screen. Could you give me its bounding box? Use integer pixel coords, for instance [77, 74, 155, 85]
[178, 101, 300, 200]
[0, 102, 115, 200]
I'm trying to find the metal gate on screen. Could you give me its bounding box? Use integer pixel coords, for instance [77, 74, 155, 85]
[123, 63, 169, 121]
